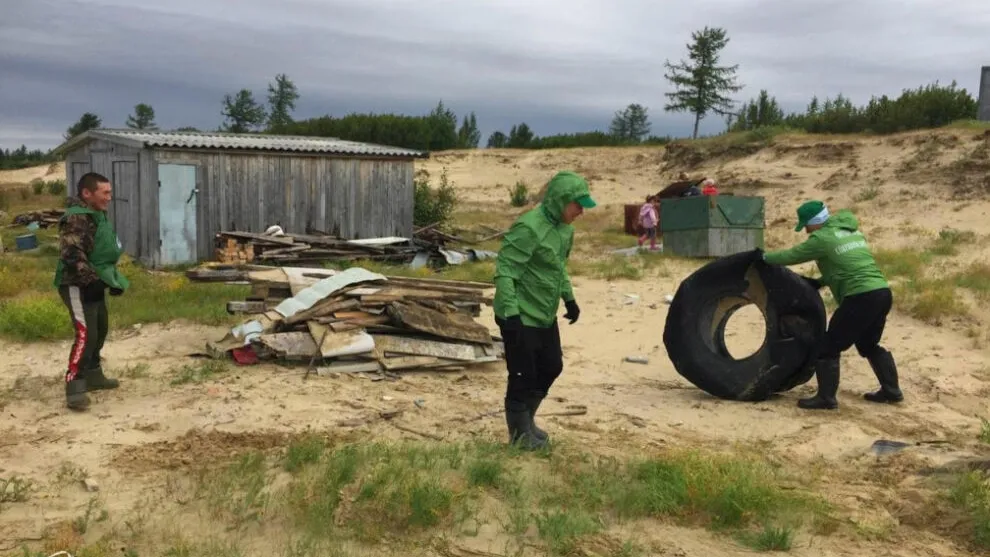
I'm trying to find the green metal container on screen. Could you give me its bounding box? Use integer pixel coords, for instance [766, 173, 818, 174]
[660, 195, 765, 257]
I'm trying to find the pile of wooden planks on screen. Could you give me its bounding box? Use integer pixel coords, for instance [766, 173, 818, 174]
[11, 209, 64, 228]
[188, 264, 503, 375]
[213, 231, 429, 265]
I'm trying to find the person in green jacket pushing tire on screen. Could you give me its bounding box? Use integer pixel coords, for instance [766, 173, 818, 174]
[744, 200, 902, 410]
[53, 172, 130, 411]
[493, 170, 596, 450]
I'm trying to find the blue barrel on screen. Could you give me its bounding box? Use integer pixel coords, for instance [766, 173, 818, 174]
[15, 234, 38, 251]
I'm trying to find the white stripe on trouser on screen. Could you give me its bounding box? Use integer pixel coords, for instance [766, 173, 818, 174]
[66, 286, 88, 382]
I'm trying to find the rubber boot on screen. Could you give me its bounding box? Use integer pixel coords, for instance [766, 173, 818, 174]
[85, 366, 120, 391]
[505, 398, 547, 451]
[797, 358, 840, 410]
[66, 379, 91, 411]
[524, 392, 548, 442]
[864, 348, 903, 403]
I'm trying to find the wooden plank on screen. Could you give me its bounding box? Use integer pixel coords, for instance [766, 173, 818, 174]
[219, 231, 295, 245]
[383, 276, 493, 290]
[371, 334, 480, 361]
[227, 300, 266, 314]
[316, 361, 382, 375]
[283, 297, 360, 326]
[256, 332, 317, 359]
[381, 356, 441, 370]
[306, 322, 376, 358]
[327, 316, 390, 332]
[387, 302, 493, 344]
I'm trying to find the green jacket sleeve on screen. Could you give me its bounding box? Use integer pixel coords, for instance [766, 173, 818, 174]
[493, 223, 537, 318]
[763, 234, 828, 266]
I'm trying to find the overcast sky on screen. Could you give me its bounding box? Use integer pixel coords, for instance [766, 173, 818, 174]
[2, 0, 988, 151]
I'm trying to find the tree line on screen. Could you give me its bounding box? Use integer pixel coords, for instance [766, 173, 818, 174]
[6, 26, 981, 172]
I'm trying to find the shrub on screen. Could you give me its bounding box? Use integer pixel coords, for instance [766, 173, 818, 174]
[509, 181, 529, 207]
[413, 167, 457, 227]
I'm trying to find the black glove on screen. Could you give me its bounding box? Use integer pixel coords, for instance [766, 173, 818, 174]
[801, 276, 824, 290]
[563, 299, 580, 324]
[109, 287, 124, 296]
[81, 280, 106, 302]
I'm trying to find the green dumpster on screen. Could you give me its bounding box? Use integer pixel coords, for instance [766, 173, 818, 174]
[660, 195, 765, 257]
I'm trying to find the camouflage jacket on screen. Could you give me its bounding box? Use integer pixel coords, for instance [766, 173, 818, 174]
[57, 197, 101, 287]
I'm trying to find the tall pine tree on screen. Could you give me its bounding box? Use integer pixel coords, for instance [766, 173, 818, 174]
[221, 89, 267, 133]
[663, 27, 743, 138]
[266, 74, 300, 133]
[126, 103, 157, 129]
[609, 103, 652, 143]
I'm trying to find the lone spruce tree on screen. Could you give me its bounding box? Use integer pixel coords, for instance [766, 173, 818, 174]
[663, 27, 743, 138]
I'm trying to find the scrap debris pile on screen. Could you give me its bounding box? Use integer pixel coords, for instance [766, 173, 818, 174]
[9, 209, 64, 228]
[213, 223, 502, 269]
[186, 265, 503, 376]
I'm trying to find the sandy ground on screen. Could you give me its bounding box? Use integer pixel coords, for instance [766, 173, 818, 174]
[2, 128, 990, 556]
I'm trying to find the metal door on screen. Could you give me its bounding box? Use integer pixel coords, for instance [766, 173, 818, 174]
[158, 164, 198, 265]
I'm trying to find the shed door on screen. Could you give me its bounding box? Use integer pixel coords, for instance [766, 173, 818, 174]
[158, 164, 198, 265]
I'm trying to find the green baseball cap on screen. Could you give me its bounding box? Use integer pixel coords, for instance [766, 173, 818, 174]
[576, 194, 597, 209]
[794, 200, 825, 231]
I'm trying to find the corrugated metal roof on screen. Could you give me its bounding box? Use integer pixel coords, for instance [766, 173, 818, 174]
[55, 129, 429, 158]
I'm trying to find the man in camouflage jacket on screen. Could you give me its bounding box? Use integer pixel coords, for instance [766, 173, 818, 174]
[54, 172, 129, 411]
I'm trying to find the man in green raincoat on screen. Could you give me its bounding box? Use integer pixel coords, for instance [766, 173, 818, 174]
[747, 200, 901, 410]
[493, 170, 596, 449]
[54, 172, 130, 411]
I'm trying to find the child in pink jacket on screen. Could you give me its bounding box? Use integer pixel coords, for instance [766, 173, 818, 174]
[637, 195, 659, 250]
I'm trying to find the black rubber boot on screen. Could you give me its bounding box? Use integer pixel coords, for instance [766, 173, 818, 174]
[798, 358, 840, 410]
[864, 348, 903, 403]
[66, 379, 91, 411]
[505, 398, 547, 450]
[86, 366, 120, 391]
[524, 391, 548, 442]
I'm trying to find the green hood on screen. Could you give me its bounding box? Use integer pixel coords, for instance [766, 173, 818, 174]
[822, 209, 859, 232]
[540, 171, 595, 224]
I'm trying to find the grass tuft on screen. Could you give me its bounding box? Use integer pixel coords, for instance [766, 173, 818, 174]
[948, 471, 990, 549]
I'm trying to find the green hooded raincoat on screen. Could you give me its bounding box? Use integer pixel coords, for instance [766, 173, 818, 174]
[493, 171, 592, 328]
[763, 209, 888, 304]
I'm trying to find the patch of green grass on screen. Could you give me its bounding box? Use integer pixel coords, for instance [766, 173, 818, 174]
[170, 359, 230, 385]
[196, 451, 271, 529]
[947, 471, 990, 549]
[928, 227, 977, 256]
[570, 251, 670, 282]
[0, 475, 33, 506]
[874, 248, 931, 279]
[284, 435, 327, 473]
[853, 185, 880, 202]
[946, 119, 990, 131]
[736, 524, 795, 551]
[0, 254, 248, 342]
[979, 418, 990, 445]
[65, 439, 828, 557]
[571, 255, 643, 281]
[892, 278, 968, 325]
[955, 263, 990, 302]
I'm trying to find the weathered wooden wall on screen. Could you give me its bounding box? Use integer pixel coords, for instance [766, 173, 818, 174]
[154, 150, 416, 261]
[64, 139, 416, 267]
[63, 139, 157, 264]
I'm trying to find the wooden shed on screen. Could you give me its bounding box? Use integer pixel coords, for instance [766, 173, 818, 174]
[52, 129, 429, 267]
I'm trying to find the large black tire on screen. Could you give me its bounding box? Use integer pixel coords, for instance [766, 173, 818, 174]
[662, 251, 826, 401]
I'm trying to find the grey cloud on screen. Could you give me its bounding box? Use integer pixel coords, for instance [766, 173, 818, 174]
[1, 0, 987, 151]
